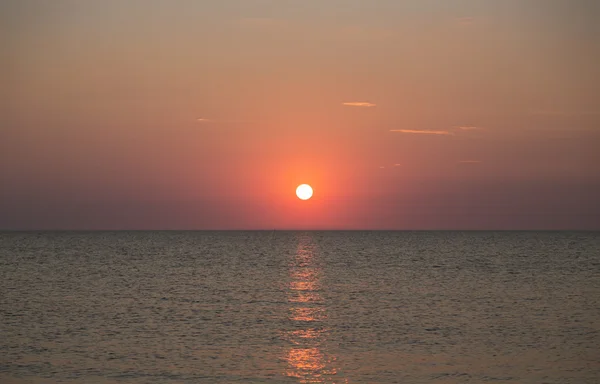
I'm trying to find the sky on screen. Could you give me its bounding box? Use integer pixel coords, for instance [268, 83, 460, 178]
[2, 0, 599, 230]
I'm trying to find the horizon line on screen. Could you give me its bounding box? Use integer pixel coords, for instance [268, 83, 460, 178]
[1, 229, 598, 232]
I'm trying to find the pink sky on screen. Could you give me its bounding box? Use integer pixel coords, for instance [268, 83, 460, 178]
[2, 1, 599, 229]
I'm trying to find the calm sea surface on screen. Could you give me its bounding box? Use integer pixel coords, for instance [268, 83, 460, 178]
[1, 231, 599, 383]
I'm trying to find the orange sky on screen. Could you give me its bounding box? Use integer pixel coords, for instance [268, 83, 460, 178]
[2, 0, 599, 229]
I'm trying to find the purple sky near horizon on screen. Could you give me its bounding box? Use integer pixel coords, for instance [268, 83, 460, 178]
[2, 0, 599, 229]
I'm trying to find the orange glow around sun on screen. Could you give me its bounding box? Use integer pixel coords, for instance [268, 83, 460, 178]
[296, 184, 313, 200]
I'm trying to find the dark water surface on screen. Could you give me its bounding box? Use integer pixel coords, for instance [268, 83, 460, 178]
[1, 231, 599, 383]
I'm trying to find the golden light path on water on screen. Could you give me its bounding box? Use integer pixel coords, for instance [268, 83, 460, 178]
[283, 234, 348, 383]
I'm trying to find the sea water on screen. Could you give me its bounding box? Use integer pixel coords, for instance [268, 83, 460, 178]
[1, 231, 599, 383]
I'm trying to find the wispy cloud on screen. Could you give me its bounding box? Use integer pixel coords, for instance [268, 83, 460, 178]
[379, 164, 402, 169]
[456, 17, 475, 25]
[455, 126, 481, 131]
[390, 129, 453, 135]
[343, 102, 376, 108]
[530, 109, 600, 117]
[390, 125, 486, 136]
[196, 117, 250, 125]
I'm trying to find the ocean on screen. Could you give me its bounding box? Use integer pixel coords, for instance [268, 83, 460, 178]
[1, 231, 599, 383]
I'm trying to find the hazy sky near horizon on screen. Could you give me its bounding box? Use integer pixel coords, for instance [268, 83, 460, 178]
[2, 0, 599, 229]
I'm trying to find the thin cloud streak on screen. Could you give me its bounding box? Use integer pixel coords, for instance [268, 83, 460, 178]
[390, 129, 453, 135]
[529, 109, 600, 117]
[458, 160, 483, 164]
[196, 118, 251, 124]
[343, 102, 376, 108]
[456, 126, 481, 131]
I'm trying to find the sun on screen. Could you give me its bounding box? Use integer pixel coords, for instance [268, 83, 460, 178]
[296, 184, 313, 200]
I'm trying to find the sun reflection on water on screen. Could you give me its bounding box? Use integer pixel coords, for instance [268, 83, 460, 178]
[283, 234, 348, 383]
[289, 307, 326, 322]
[285, 347, 339, 383]
[288, 289, 323, 304]
[290, 280, 320, 291]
